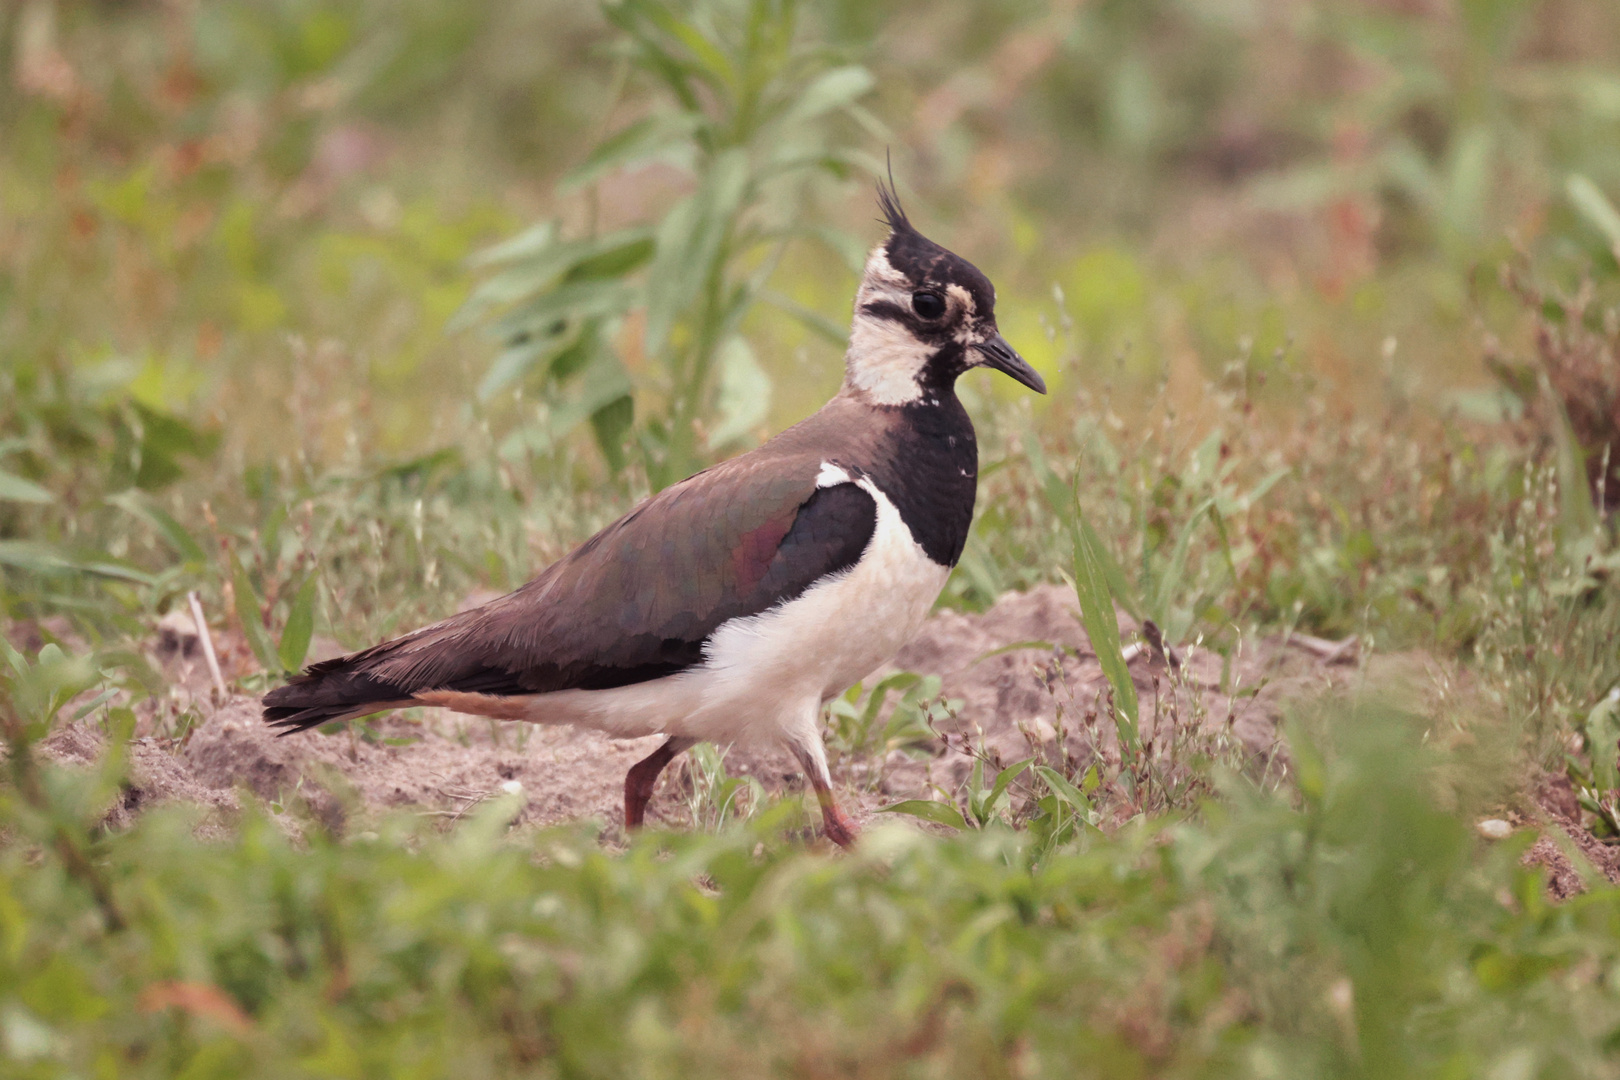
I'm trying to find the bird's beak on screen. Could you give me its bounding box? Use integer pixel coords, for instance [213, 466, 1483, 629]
[973, 333, 1047, 394]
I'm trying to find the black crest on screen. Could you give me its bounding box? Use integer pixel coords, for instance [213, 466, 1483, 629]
[869, 167, 997, 328]
[876, 167, 913, 236]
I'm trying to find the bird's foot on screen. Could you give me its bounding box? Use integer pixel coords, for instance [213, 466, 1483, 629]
[819, 800, 860, 850]
[624, 736, 695, 830]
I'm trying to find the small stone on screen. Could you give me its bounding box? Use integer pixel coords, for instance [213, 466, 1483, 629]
[1477, 818, 1512, 840]
[500, 780, 524, 796]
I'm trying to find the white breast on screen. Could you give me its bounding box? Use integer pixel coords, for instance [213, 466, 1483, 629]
[506, 475, 950, 747]
[690, 474, 949, 733]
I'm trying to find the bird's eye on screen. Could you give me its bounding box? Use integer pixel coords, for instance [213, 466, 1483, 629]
[911, 291, 946, 320]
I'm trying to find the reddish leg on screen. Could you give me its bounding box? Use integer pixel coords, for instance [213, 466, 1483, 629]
[811, 782, 860, 849]
[624, 736, 695, 830]
[789, 740, 859, 849]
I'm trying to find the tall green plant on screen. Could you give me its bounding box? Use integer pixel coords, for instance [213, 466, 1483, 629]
[461, 0, 874, 486]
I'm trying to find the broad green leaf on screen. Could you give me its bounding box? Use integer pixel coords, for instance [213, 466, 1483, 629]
[1151, 496, 1216, 638]
[879, 799, 969, 831]
[862, 672, 924, 728]
[779, 66, 873, 127]
[567, 234, 657, 281]
[0, 541, 155, 585]
[1586, 689, 1620, 792]
[278, 574, 319, 674]
[0, 470, 52, 504]
[644, 5, 736, 90]
[1439, 387, 1525, 424]
[504, 343, 635, 460]
[590, 395, 635, 474]
[1034, 765, 1094, 817]
[464, 220, 556, 270]
[129, 402, 219, 491]
[230, 552, 278, 673]
[644, 149, 750, 357]
[67, 560, 158, 586]
[485, 279, 638, 346]
[478, 333, 570, 402]
[71, 687, 120, 722]
[1441, 124, 1492, 238]
[1240, 467, 1290, 510]
[607, 5, 705, 112]
[1080, 516, 1139, 623]
[4, 643, 96, 734]
[460, 230, 650, 331]
[2, 636, 26, 676]
[1567, 173, 1620, 256]
[561, 113, 702, 191]
[984, 757, 1034, 820]
[1550, 397, 1598, 539]
[707, 336, 771, 448]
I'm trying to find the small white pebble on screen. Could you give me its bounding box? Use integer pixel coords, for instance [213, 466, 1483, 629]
[1477, 818, 1512, 840]
[500, 780, 524, 796]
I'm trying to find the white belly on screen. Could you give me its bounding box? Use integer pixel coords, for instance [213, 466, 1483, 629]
[504, 476, 950, 746]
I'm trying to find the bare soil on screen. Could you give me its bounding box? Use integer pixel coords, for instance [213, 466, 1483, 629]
[15, 584, 1611, 894]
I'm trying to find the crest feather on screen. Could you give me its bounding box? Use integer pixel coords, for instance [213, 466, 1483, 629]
[876, 170, 913, 235]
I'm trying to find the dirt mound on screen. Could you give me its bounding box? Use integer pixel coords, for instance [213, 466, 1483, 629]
[39, 723, 239, 838]
[183, 696, 671, 835]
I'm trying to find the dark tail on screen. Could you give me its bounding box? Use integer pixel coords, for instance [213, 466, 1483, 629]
[260, 599, 529, 734]
[261, 652, 417, 735]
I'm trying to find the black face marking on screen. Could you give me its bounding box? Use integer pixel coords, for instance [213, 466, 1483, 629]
[857, 189, 1012, 405]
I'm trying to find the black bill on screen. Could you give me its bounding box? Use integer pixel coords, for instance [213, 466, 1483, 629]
[973, 333, 1047, 394]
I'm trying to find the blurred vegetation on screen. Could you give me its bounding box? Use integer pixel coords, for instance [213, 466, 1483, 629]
[4, 0, 1620, 1072]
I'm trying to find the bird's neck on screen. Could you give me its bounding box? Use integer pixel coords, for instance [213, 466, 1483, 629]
[853, 387, 979, 568]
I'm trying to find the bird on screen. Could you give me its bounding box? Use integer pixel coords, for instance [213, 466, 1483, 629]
[262, 182, 1046, 848]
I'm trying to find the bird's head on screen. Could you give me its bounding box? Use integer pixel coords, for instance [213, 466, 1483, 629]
[842, 182, 1046, 406]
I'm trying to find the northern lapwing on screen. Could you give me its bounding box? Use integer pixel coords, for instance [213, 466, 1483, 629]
[262, 183, 1046, 847]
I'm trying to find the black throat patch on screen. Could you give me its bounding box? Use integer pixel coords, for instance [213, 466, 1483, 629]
[856, 391, 978, 567]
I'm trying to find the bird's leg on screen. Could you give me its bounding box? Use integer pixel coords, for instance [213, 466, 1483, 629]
[788, 738, 859, 850]
[624, 736, 696, 830]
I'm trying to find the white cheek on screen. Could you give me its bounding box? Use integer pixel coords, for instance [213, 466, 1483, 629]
[845, 315, 929, 405]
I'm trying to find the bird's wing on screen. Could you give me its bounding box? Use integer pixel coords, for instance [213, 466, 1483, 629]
[263, 451, 876, 729]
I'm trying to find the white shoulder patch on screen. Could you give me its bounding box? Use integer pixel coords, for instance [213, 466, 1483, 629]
[816, 462, 852, 488]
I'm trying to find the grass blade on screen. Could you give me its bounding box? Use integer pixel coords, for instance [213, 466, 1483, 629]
[1034, 766, 1094, 818]
[0, 470, 53, 503]
[984, 757, 1034, 821]
[1072, 503, 1140, 754]
[879, 799, 969, 831]
[1151, 496, 1216, 633]
[107, 490, 207, 564]
[1025, 429, 1140, 618]
[278, 574, 319, 674]
[229, 552, 278, 674]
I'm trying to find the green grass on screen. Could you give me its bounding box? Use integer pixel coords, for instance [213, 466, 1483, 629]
[5, 0, 1620, 1074]
[4, 691, 1620, 1078]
